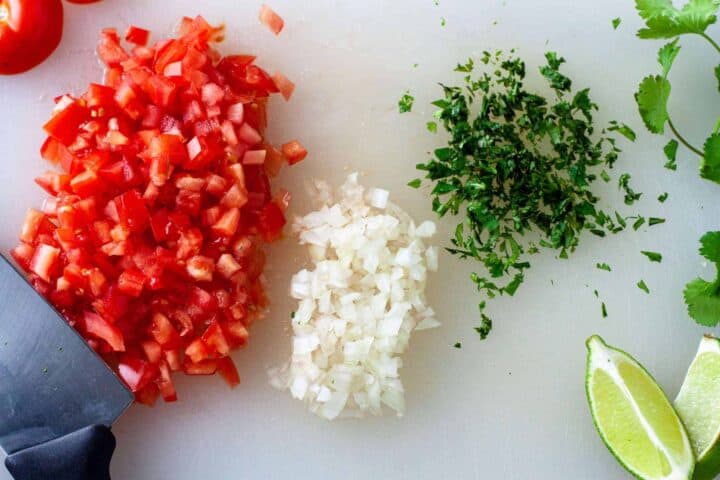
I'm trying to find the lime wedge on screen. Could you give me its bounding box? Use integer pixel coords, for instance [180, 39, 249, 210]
[675, 335, 720, 480]
[586, 335, 695, 480]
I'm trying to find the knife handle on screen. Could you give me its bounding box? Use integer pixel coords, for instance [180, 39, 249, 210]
[5, 425, 116, 480]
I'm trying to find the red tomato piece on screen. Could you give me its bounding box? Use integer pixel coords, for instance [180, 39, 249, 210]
[125, 25, 150, 46]
[0, 0, 64, 75]
[157, 361, 177, 402]
[259, 5, 284, 36]
[141, 340, 163, 363]
[183, 359, 217, 375]
[118, 355, 159, 392]
[150, 312, 181, 348]
[272, 72, 295, 101]
[30, 244, 60, 282]
[114, 190, 150, 233]
[201, 319, 230, 356]
[84, 311, 125, 352]
[117, 267, 145, 297]
[43, 101, 90, 145]
[212, 208, 241, 237]
[20, 209, 46, 244]
[184, 338, 210, 363]
[216, 357, 240, 388]
[257, 202, 286, 242]
[281, 140, 308, 165]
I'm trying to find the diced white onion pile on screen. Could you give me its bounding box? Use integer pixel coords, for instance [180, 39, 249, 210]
[269, 173, 439, 420]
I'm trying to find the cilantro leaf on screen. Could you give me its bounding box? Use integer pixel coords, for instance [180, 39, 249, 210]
[715, 64, 720, 92]
[649, 217, 666, 226]
[636, 0, 720, 39]
[601, 302, 608, 318]
[633, 216, 646, 230]
[637, 279, 650, 293]
[664, 139, 679, 170]
[426, 121, 437, 133]
[700, 133, 720, 183]
[609, 121, 637, 141]
[700, 230, 720, 262]
[636, 75, 671, 134]
[658, 39, 681, 77]
[641, 250, 663, 262]
[597, 263, 612, 272]
[684, 231, 720, 326]
[612, 17, 622, 29]
[408, 179, 422, 188]
[398, 92, 415, 113]
[658, 192, 669, 202]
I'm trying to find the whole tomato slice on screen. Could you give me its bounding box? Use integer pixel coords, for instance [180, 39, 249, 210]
[0, 0, 64, 75]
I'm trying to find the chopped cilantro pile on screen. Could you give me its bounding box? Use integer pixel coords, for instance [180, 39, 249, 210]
[407, 50, 638, 338]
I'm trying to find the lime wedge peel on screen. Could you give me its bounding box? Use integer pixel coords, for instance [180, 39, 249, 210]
[586, 335, 695, 480]
[675, 335, 720, 480]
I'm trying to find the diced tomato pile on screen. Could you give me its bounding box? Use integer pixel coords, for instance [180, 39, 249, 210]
[11, 15, 305, 405]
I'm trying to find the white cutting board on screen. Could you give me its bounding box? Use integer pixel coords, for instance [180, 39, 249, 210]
[0, 0, 718, 478]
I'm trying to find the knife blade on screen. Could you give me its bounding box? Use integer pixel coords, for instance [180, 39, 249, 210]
[0, 254, 133, 479]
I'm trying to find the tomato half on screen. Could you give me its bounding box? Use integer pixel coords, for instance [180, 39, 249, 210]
[0, 0, 64, 75]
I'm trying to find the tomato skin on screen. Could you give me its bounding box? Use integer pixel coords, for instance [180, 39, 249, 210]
[0, 0, 64, 75]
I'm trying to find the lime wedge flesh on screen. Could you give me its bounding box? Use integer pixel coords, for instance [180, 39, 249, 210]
[675, 335, 720, 480]
[586, 335, 694, 480]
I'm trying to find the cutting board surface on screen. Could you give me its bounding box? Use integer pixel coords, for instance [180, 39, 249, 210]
[1, 1, 718, 478]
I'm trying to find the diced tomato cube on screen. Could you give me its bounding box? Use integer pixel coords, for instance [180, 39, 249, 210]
[259, 5, 284, 35]
[175, 175, 206, 192]
[114, 190, 150, 233]
[43, 101, 90, 145]
[70, 169, 104, 197]
[176, 190, 202, 216]
[88, 268, 108, 297]
[30, 244, 60, 282]
[281, 140, 308, 165]
[84, 311, 126, 352]
[20, 209, 46, 244]
[212, 208, 241, 237]
[257, 202, 286, 242]
[36, 171, 70, 196]
[242, 149, 266, 165]
[135, 383, 160, 406]
[187, 255, 215, 282]
[118, 267, 146, 297]
[201, 320, 230, 356]
[221, 184, 248, 208]
[150, 209, 170, 242]
[225, 319, 249, 346]
[118, 355, 159, 392]
[183, 359, 218, 375]
[272, 72, 295, 101]
[164, 349, 182, 371]
[150, 313, 181, 348]
[237, 123, 262, 146]
[185, 338, 210, 363]
[157, 361, 177, 402]
[142, 340, 163, 364]
[11, 243, 35, 271]
[205, 174, 227, 196]
[97, 30, 130, 67]
[125, 25, 151, 46]
[216, 357, 240, 388]
[176, 227, 203, 259]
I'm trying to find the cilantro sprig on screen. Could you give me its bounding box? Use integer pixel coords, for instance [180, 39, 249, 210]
[684, 232, 720, 326]
[634, 0, 720, 182]
[411, 51, 637, 338]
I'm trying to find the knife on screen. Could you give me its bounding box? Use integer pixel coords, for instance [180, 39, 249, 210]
[0, 254, 134, 480]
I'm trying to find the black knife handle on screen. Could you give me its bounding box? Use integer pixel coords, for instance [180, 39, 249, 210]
[5, 425, 116, 480]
